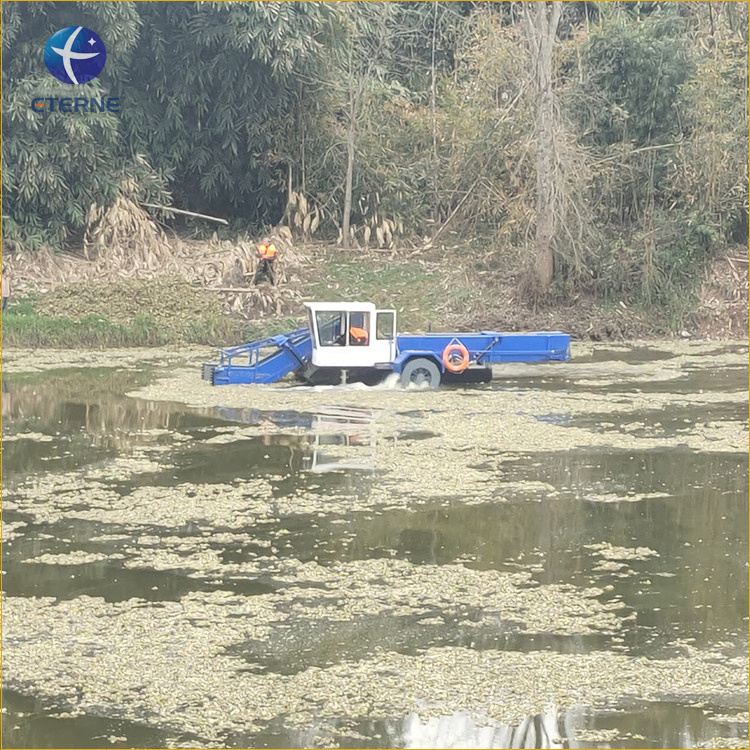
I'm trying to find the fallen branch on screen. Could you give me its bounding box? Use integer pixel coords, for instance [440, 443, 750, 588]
[141, 203, 229, 225]
[593, 141, 682, 166]
[204, 286, 256, 293]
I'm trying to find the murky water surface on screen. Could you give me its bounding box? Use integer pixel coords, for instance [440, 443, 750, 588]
[1, 342, 748, 748]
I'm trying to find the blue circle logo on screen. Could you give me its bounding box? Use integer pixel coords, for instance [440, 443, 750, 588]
[44, 27, 106, 85]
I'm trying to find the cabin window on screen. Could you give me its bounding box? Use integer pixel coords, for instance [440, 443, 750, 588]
[315, 311, 347, 346]
[376, 311, 395, 340]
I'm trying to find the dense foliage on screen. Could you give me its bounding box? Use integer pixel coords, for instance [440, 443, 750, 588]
[2, 1, 748, 305]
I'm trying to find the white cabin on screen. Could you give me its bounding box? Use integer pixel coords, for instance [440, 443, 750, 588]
[304, 302, 397, 369]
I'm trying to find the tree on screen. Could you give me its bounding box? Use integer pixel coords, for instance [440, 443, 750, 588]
[675, 1, 749, 243]
[120, 2, 330, 224]
[523, 1, 563, 294]
[321, 3, 397, 248]
[581, 5, 693, 224]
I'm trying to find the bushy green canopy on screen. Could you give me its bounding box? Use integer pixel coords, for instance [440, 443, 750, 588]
[2, 1, 330, 247]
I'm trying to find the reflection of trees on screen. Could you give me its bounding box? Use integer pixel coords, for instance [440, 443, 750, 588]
[285, 709, 581, 750]
[2, 689, 168, 749]
[3, 371, 218, 452]
[6, 371, 377, 479]
[341, 448, 748, 645]
[397, 708, 578, 749]
[6, 369, 746, 647]
[6, 369, 382, 486]
[529, 450, 749, 611]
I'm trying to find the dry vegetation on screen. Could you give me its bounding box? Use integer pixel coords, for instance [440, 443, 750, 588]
[10, 198, 310, 322]
[694, 251, 750, 339]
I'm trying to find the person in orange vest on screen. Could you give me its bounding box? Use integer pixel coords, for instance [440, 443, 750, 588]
[253, 237, 278, 285]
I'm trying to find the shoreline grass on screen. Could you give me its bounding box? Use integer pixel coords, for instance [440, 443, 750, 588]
[0, 300, 301, 349]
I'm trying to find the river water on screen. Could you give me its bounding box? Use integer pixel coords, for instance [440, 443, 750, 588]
[1, 341, 748, 749]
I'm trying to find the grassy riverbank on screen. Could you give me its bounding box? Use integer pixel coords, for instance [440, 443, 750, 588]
[0, 277, 298, 349]
[1, 303, 300, 349]
[2, 301, 233, 348]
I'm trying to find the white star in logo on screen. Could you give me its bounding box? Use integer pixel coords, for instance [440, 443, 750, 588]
[51, 26, 99, 85]
[88, 37, 96, 46]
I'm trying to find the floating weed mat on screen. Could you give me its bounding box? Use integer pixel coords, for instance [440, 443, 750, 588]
[17, 546, 624, 636]
[3, 340, 748, 744]
[129, 364, 750, 454]
[3, 592, 747, 743]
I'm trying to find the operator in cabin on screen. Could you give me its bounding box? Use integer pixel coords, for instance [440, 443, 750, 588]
[348, 311, 369, 345]
[333, 310, 369, 346]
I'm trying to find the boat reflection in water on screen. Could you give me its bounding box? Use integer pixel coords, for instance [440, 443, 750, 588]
[301, 406, 378, 474]
[212, 404, 380, 475]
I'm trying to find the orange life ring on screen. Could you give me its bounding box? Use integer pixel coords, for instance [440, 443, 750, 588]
[442, 341, 470, 373]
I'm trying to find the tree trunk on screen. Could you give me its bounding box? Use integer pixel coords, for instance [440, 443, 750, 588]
[430, 0, 440, 236]
[342, 106, 355, 249]
[524, 1, 562, 294]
